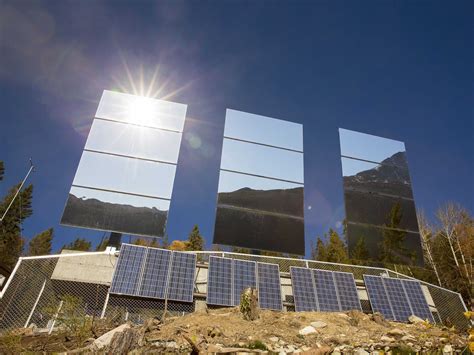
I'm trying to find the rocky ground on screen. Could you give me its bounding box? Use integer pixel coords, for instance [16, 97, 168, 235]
[0, 307, 471, 354]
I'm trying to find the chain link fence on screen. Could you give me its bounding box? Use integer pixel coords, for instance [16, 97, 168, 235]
[0, 249, 470, 334]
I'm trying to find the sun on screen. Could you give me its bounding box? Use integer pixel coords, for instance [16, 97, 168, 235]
[128, 96, 155, 126]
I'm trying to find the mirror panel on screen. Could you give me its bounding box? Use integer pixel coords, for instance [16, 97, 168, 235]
[217, 170, 303, 217]
[341, 157, 413, 198]
[61, 186, 169, 237]
[339, 128, 407, 167]
[346, 223, 423, 265]
[72, 151, 176, 199]
[96, 90, 186, 132]
[213, 206, 305, 255]
[344, 190, 419, 231]
[221, 138, 304, 183]
[224, 109, 303, 151]
[86, 119, 182, 163]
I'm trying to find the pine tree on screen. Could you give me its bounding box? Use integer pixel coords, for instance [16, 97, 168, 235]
[326, 229, 350, 264]
[169, 240, 188, 251]
[231, 247, 251, 254]
[149, 238, 159, 248]
[28, 228, 53, 256]
[351, 236, 369, 263]
[0, 161, 4, 181]
[379, 203, 408, 264]
[0, 183, 33, 270]
[161, 234, 170, 249]
[315, 237, 328, 261]
[186, 225, 204, 251]
[133, 238, 148, 246]
[62, 238, 91, 251]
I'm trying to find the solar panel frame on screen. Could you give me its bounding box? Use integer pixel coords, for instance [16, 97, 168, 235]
[138, 248, 172, 299]
[290, 266, 318, 312]
[313, 269, 340, 311]
[363, 275, 395, 320]
[401, 279, 434, 322]
[206, 256, 233, 306]
[383, 277, 412, 322]
[232, 259, 257, 306]
[257, 262, 283, 311]
[332, 271, 362, 311]
[110, 244, 148, 296]
[166, 252, 197, 303]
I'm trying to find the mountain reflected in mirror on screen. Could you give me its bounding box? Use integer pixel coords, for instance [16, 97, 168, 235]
[61, 187, 168, 237]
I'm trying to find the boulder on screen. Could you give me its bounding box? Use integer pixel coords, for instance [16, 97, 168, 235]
[387, 328, 405, 337]
[380, 335, 395, 343]
[443, 344, 453, 354]
[408, 315, 425, 324]
[299, 326, 317, 335]
[310, 321, 327, 329]
[93, 323, 131, 350]
[269, 336, 279, 343]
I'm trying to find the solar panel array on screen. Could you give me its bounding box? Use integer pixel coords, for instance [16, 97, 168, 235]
[290, 267, 361, 312]
[207, 257, 282, 310]
[110, 244, 196, 303]
[363, 275, 434, 322]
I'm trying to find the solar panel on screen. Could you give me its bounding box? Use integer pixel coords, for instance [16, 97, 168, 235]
[383, 277, 412, 322]
[138, 248, 171, 299]
[207, 256, 233, 306]
[110, 244, 147, 296]
[333, 271, 362, 311]
[401, 279, 434, 322]
[363, 275, 395, 320]
[257, 262, 283, 311]
[290, 267, 318, 312]
[313, 269, 340, 311]
[167, 252, 197, 302]
[232, 259, 257, 306]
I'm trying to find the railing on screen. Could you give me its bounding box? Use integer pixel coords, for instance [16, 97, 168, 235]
[0, 250, 470, 333]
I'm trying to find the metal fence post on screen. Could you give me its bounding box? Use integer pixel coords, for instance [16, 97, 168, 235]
[24, 279, 46, 328]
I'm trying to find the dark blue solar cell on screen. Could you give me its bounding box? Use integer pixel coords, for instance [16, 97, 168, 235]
[383, 278, 412, 322]
[333, 271, 362, 311]
[138, 248, 171, 299]
[363, 275, 395, 320]
[167, 252, 197, 302]
[233, 259, 257, 306]
[110, 244, 147, 296]
[290, 267, 318, 312]
[257, 263, 283, 311]
[313, 269, 340, 311]
[207, 256, 233, 306]
[401, 279, 434, 322]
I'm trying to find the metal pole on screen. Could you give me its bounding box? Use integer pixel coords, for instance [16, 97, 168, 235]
[0, 160, 34, 222]
[49, 300, 64, 335]
[24, 279, 46, 328]
[0, 258, 22, 299]
[100, 292, 110, 319]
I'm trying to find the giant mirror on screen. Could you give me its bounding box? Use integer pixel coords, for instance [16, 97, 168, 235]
[61, 90, 187, 237]
[213, 109, 305, 255]
[338, 128, 423, 265]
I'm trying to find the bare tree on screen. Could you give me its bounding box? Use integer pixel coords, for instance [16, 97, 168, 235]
[417, 210, 442, 286]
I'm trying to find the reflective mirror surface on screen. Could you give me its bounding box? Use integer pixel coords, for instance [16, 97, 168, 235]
[73, 151, 176, 199]
[214, 109, 305, 254]
[339, 128, 407, 166]
[224, 109, 303, 151]
[339, 128, 422, 266]
[346, 223, 423, 265]
[61, 186, 169, 236]
[86, 119, 182, 163]
[61, 91, 186, 237]
[96, 90, 186, 132]
[221, 138, 304, 183]
[342, 157, 413, 198]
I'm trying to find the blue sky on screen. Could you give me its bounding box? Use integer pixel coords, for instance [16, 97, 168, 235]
[0, 0, 472, 256]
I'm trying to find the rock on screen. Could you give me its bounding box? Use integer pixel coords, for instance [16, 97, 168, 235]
[338, 313, 350, 319]
[310, 321, 327, 329]
[424, 341, 433, 347]
[93, 323, 131, 350]
[401, 335, 416, 342]
[279, 339, 286, 345]
[108, 327, 142, 354]
[371, 312, 391, 327]
[440, 337, 448, 343]
[299, 326, 317, 335]
[381, 335, 396, 343]
[354, 349, 370, 355]
[301, 345, 311, 351]
[442, 344, 453, 354]
[387, 328, 405, 337]
[240, 287, 259, 321]
[408, 315, 425, 324]
[269, 336, 279, 342]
